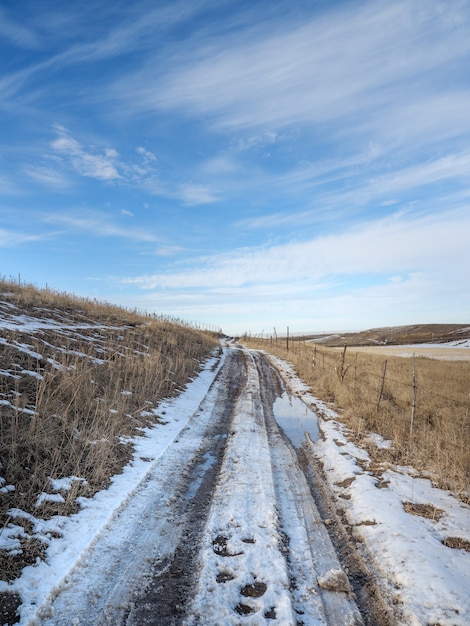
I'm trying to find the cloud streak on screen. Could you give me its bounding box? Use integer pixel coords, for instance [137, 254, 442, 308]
[113, 1, 470, 142]
[124, 208, 470, 290]
[44, 211, 159, 243]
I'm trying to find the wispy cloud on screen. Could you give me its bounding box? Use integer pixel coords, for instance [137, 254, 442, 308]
[45, 210, 159, 243]
[113, 1, 470, 143]
[124, 208, 470, 289]
[0, 227, 48, 247]
[136, 146, 157, 162]
[51, 126, 121, 181]
[119, 207, 470, 332]
[46, 127, 218, 205]
[177, 183, 218, 205]
[24, 165, 70, 189]
[0, 6, 39, 49]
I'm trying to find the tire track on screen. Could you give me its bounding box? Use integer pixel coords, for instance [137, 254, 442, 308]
[183, 349, 363, 625]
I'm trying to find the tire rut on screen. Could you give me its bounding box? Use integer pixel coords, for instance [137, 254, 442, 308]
[255, 350, 398, 626]
[125, 348, 248, 625]
[182, 348, 363, 624]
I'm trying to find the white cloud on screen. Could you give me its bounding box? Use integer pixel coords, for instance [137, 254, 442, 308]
[136, 146, 157, 162]
[51, 127, 121, 181]
[45, 210, 159, 243]
[114, 1, 470, 141]
[123, 208, 470, 290]
[154, 245, 184, 257]
[0, 227, 47, 247]
[24, 165, 70, 189]
[46, 128, 217, 205]
[177, 183, 218, 205]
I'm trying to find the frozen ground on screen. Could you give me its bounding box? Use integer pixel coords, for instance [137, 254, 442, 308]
[1, 342, 469, 625]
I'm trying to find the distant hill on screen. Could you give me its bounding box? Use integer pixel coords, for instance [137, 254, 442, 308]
[298, 324, 470, 347]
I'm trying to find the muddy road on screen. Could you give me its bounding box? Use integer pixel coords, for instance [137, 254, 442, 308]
[39, 345, 384, 625]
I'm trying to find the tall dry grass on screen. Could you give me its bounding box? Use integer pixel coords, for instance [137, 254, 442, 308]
[0, 280, 219, 581]
[244, 336, 470, 500]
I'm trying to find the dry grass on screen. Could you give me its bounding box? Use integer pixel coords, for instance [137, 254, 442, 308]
[403, 502, 444, 521]
[244, 337, 470, 500]
[0, 278, 219, 582]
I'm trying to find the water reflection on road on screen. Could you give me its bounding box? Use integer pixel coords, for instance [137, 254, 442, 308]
[273, 392, 319, 448]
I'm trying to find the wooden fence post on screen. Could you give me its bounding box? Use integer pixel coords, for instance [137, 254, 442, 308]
[410, 354, 417, 439]
[376, 360, 388, 412]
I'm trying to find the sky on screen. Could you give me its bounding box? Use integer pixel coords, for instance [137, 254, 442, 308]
[1, 0, 470, 336]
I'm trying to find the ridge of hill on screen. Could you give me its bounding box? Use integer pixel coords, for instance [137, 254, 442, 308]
[300, 323, 470, 347]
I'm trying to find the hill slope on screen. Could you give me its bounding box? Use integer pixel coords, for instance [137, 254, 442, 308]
[0, 280, 219, 585]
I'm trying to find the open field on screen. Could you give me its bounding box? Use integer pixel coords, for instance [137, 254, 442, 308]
[336, 344, 470, 361]
[299, 323, 470, 347]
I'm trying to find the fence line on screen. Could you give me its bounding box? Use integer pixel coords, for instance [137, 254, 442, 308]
[247, 334, 469, 417]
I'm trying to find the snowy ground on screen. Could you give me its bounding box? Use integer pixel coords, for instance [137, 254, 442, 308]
[269, 354, 470, 626]
[342, 340, 470, 360]
[1, 342, 469, 625]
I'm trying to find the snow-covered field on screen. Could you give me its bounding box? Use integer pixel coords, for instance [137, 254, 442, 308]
[1, 341, 469, 625]
[348, 340, 470, 360]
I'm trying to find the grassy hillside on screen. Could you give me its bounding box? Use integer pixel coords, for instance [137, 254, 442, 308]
[0, 279, 219, 582]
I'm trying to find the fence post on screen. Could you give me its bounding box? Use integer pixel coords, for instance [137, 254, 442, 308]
[410, 354, 417, 439]
[336, 344, 350, 382]
[286, 326, 289, 351]
[376, 360, 388, 412]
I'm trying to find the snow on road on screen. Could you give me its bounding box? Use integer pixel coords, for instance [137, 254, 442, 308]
[186, 350, 361, 625]
[2, 342, 469, 625]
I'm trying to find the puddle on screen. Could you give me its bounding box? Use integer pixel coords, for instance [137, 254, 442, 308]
[273, 392, 319, 448]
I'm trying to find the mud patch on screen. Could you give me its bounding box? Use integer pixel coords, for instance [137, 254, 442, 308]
[216, 571, 235, 583]
[212, 535, 244, 557]
[0, 592, 21, 625]
[240, 581, 267, 597]
[235, 602, 259, 615]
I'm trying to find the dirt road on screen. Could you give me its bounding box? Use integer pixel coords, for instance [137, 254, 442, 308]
[40, 345, 369, 625]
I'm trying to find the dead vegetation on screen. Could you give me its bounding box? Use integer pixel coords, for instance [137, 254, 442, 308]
[243, 336, 470, 501]
[0, 278, 219, 583]
[403, 502, 444, 521]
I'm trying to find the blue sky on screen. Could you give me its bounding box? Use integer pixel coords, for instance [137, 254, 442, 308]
[1, 0, 470, 335]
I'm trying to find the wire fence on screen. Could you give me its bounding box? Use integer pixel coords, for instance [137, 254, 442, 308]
[245, 334, 470, 495]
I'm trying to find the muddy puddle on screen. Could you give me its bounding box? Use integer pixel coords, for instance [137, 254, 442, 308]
[273, 392, 319, 447]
